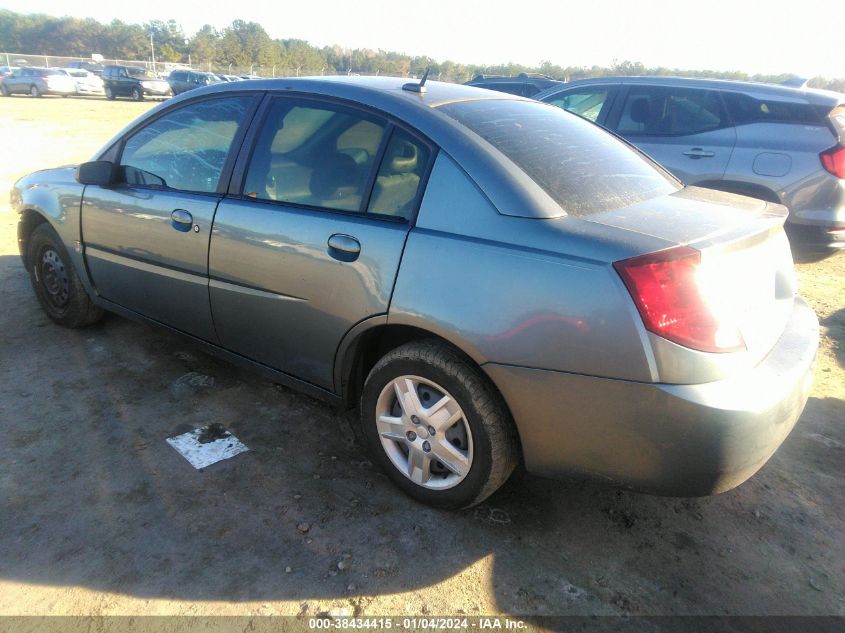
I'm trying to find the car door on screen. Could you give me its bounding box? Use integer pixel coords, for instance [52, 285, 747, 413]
[209, 96, 434, 389]
[609, 84, 736, 184]
[540, 84, 618, 126]
[81, 94, 258, 341]
[8, 68, 25, 93]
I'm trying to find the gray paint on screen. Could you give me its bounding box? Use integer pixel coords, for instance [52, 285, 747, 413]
[11, 76, 821, 496]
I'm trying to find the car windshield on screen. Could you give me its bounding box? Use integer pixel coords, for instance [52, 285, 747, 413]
[437, 99, 680, 216]
[39, 69, 64, 76]
[66, 70, 87, 77]
[127, 68, 157, 79]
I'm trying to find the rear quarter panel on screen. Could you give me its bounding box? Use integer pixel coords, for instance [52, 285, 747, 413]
[725, 122, 840, 219]
[388, 153, 661, 382]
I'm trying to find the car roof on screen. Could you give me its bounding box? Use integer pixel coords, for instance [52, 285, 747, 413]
[535, 75, 844, 107]
[188, 75, 529, 110]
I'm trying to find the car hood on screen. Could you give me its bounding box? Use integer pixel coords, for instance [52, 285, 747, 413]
[581, 186, 787, 248]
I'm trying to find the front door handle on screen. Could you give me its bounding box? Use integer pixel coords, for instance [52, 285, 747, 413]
[170, 209, 193, 232]
[327, 234, 361, 262]
[683, 147, 716, 159]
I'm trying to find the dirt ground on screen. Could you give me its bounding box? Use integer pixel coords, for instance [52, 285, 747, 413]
[0, 96, 843, 620]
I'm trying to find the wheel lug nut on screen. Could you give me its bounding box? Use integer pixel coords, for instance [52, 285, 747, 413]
[427, 426, 436, 436]
[411, 415, 420, 425]
[422, 441, 431, 453]
[406, 431, 417, 441]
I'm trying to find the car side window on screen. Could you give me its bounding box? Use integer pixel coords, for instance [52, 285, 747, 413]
[367, 128, 432, 220]
[119, 96, 253, 193]
[721, 91, 823, 126]
[617, 86, 726, 136]
[547, 88, 610, 122]
[243, 99, 387, 212]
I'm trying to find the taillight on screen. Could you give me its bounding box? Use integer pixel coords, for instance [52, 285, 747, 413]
[820, 145, 845, 178]
[613, 246, 745, 353]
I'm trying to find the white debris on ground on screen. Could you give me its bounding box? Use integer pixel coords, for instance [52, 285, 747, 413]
[166, 423, 248, 469]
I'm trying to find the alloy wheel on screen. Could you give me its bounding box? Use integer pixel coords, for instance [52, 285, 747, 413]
[375, 375, 473, 490]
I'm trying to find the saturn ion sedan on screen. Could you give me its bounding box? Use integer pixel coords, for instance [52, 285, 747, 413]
[12, 77, 819, 508]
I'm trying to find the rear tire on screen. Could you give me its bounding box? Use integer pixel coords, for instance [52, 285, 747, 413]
[360, 340, 520, 509]
[27, 223, 103, 328]
[30, 85, 41, 98]
[1, 84, 10, 97]
[105, 86, 115, 100]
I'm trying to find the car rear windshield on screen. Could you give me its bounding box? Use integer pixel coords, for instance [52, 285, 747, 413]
[437, 99, 679, 216]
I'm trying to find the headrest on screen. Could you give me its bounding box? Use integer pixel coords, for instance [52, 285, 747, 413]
[385, 140, 418, 173]
[629, 97, 651, 124]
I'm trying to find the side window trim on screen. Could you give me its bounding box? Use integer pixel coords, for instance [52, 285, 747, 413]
[228, 93, 439, 224]
[113, 92, 262, 196]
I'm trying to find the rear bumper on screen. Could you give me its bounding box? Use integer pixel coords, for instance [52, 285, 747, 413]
[485, 296, 819, 496]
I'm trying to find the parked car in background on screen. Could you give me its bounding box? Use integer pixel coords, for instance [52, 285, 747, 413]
[102, 65, 171, 101]
[58, 68, 105, 96]
[465, 73, 564, 97]
[536, 76, 845, 249]
[0, 65, 18, 80]
[0, 67, 76, 97]
[66, 60, 105, 76]
[12, 77, 818, 509]
[168, 69, 222, 95]
[217, 74, 243, 82]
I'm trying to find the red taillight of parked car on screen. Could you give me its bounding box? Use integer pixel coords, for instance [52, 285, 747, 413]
[614, 246, 744, 354]
[820, 145, 845, 179]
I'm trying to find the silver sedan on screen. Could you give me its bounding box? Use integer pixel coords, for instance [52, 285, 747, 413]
[12, 77, 818, 508]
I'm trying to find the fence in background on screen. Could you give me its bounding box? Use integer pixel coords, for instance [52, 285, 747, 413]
[0, 52, 417, 79]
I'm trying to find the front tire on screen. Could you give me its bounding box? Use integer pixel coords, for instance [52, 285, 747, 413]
[130, 87, 143, 101]
[360, 340, 519, 509]
[27, 223, 103, 328]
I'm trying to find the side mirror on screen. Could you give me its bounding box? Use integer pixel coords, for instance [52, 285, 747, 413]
[76, 161, 115, 186]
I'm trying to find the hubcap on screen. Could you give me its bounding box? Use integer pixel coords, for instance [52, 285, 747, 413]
[376, 375, 473, 490]
[40, 249, 70, 308]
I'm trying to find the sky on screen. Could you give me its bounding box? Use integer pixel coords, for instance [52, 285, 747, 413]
[3, 0, 843, 78]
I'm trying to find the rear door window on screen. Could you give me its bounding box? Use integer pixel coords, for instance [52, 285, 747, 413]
[243, 98, 387, 212]
[617, 86, 727, 136]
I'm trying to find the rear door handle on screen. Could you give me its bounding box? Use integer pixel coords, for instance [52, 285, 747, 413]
[170, 209, 193, 232]
[327, 234, 361, 262]
[683, 148, 716, 159]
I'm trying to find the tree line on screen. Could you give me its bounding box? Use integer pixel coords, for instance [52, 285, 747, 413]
[1, 9, 843, 91]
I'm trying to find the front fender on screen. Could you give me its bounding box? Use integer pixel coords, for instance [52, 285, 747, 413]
[13, 166, 94, 295]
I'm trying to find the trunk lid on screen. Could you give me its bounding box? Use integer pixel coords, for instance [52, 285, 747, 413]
[587, 186, 797, 365]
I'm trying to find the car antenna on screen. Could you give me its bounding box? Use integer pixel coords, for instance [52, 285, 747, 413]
[402, 67, 430, 94]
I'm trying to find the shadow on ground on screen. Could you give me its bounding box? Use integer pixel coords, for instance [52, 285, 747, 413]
[1, 254, 844, 616]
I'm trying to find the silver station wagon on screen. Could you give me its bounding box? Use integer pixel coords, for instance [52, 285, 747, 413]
[12, 77, 819, 509]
